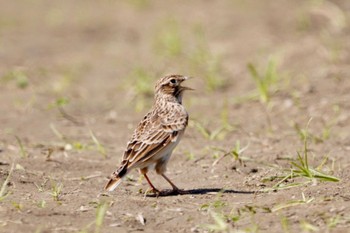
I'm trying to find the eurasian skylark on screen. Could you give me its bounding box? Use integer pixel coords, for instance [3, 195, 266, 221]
[105, 75, 192, 195]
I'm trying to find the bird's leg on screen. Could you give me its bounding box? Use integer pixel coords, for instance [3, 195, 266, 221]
[160, 174, 189, 195]
[143, 173, 159, 194]
[161, 174, 179, 190]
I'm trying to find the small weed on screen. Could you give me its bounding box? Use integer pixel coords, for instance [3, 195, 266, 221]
[50, 123, 67, 141]
[15, 135, 28, 158]
[12, 201, 24, 211]
[191, 120, 228, 141]
[0, 163, 14, 201]
[293, 122, 326, 144]
[265, 120, 339, 191]
[34, 178, 49, 192]
[54, 97, 69, 107]
[293, 107, 340, 143]
[281, 216, 290, 233]
[37, 200, 46, 208]
[326, 215, 341, 229]
[202, 211, 229, 233]
[299, 220, 319, 232]
[79, 201, 109, 233]
[49, 179, 63, 202]
[272, 192, 314, 212]
[247, 58, 279, 104]
[50, 124, 109, 156]
[48, 97, 82, 125]
[1, 69, 29, 89]
[212, 141, 250, 166]
[200, 199, 226, 211]
[95, 201, 108, 233]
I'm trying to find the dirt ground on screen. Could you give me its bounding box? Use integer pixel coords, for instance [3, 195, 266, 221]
[1, 0, 350, 232]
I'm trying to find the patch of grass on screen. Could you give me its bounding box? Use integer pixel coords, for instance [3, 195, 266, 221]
[247, 58, 279, 104]
[95, 201, 108, 233]
[271, 193, 314, 212]
[0, 163, 14, 201]
[49, 124, 109, 156]
[1, 69, 29, 89]
[190, 120, 230, 141]
[48, 97, 82, 125]
[202, 211, 229, 233]
[264, 120, 339, 191]
[300, 220, 319, 232]
[293, 106, 340, 143]
[199, 194, 236, 233]
[78, 201, 109, 233]
[293, 121, 328, 144]
[34, 178, 49, 192]
[12, 201, 24, 211]
[200, 199, 226, 211]
[50, 123, 67, 142]
[281, 216, 290, 233]
[212, 141, 250, 166]
[37, 200, 46, 208]
[49, 178, 63, 202]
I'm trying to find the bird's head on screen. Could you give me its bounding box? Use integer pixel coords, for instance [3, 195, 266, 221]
[155, 75, 193, 103]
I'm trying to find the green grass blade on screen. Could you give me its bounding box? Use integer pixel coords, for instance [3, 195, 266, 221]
[0, 163, 14, 201]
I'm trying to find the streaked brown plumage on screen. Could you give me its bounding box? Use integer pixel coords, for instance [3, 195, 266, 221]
[105, 75, 192, 195]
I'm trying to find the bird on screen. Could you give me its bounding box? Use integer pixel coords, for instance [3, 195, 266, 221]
[105, 75, 192, 195]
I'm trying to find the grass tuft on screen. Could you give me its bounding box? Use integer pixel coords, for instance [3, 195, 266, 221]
[15, 136, 28, 158]
[95, 201, 108, 233]
[49, 178, 63, 202]
[0, 163, 14, 201]
[247, 58, 279, 104]
[202, 211, 229, 233]
[265, 119, 340, 191]
[1, 69, 29, 89]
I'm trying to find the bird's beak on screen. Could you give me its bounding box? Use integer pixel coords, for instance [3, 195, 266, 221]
[180, 76, 195, 91]
[180, 86, 194, 91]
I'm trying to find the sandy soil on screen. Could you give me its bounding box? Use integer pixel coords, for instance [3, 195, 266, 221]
[1, 0, 350, 232]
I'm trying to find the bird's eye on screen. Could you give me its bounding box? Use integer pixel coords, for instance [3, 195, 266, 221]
[170, 79, 176, 84]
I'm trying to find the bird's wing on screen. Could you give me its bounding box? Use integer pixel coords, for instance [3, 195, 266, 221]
[123, 105, 188, 168]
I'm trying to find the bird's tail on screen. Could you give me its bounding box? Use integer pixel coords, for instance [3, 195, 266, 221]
[104, 160, 129, 192]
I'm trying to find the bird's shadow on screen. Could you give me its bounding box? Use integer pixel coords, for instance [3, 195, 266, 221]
[146, 188, 257, 197]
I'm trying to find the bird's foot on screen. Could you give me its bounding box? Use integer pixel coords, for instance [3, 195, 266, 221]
[144, 188, 161, 197]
